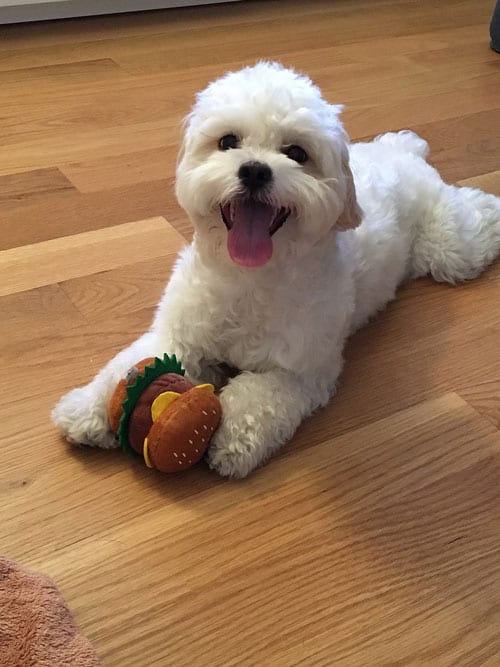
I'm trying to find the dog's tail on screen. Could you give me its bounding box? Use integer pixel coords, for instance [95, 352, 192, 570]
[375, 130, 430, 160]
[411, 182, 500, 283]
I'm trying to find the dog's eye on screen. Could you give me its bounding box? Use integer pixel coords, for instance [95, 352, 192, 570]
[219, 134, 240, 151]
[284, 145, 308, 164]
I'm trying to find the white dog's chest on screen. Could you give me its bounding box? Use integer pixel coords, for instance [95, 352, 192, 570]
[162, 243, 353, 377]
[214, 296, 291, 371]
[207, 286, 345, 375]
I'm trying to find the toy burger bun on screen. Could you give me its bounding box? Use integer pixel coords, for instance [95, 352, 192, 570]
[145, 384, 221, 472]
[107, 355, 222, 473]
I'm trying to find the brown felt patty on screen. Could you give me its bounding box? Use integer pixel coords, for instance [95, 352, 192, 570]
[128, 374, 194, 454]
[107, 357, 155, 433]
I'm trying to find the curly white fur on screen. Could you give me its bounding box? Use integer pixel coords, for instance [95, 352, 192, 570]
[53, 62, 500, 478]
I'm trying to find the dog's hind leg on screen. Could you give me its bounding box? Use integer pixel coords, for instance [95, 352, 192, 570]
[371, 133, 500, 283]
[410, 182, 500, 284]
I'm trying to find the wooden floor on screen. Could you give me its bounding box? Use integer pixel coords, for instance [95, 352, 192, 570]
[1, 1, 500, 665]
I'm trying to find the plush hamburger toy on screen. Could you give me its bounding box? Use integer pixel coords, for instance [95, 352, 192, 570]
[108, 355, 222, 472]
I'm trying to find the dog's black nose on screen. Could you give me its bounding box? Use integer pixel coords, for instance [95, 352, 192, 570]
[238, 161, 273, 191]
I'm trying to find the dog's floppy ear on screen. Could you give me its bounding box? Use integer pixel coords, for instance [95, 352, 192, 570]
[337, 151, 362, 231]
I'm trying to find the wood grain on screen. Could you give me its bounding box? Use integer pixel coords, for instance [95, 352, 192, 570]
[458, 171, 500, 196]
[0, 217, 183, 296]
[0, 167, 75, 202]
[60, 147, 171, 192]
[0, 180, 174, 250]
[1, 1, 499, 665]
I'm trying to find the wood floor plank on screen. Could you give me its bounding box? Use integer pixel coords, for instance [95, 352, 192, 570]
[0, 217, 184, 296]
[0, 167, 76, 203]
[345, 79, 500, 145]
[0, 120, 180, 177]
[459, 381, 500, 430]
[458, 171, 500, 196]
[1, 81, 185, 150]
[59, 255, 174, 322]
[0, 57, 124, 85]
[414, 109, 500, 183]
[0, 0, 488, 72]
[1, 318, 152, 406]
[0, 180, 174, 250]
[60, 147, 171, 192]
[0, 0, 490, 90]
[0, 283, 85, 344]
[0, 0, 452, 52]
[6, 393, 500, 666]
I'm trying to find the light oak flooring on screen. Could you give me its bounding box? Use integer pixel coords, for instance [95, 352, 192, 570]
[1, 1, 500, 665]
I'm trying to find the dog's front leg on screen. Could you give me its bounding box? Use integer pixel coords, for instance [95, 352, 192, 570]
[52, 331, 161, 448]
[207, 368, 327, 478]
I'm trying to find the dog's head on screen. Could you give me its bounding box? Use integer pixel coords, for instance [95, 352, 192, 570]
[176, 62, 361, 269]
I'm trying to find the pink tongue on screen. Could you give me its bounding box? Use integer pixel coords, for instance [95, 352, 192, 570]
[227, 200, 275, 268]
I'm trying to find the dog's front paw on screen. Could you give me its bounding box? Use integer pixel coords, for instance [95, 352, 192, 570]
[206, 414, 266, 479]
[205, 370, 308, 478]
[52, 386, 118, 449]
[206, 382, 277, 478]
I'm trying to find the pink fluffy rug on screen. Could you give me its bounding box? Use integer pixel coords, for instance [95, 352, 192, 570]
[0, 556, 100, 666]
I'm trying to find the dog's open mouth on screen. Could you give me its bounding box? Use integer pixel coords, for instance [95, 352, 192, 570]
[220, 199, 290, 268]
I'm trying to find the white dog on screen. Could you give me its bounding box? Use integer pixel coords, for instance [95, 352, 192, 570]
[53, 62, 500, 478]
